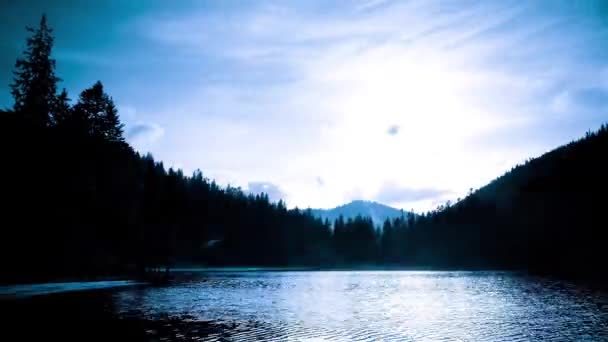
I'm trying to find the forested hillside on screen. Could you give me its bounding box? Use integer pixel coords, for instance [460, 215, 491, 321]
[0, 16, 336, 283]
[391, 124, 608, 280]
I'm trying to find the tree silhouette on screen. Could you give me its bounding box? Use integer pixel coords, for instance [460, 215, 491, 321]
[52, 88, 71, 126]
[10, 14, 60, 127]
[73, 81, 125, 142]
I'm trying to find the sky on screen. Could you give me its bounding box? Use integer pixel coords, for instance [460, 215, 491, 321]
[1, 0, 607, 212]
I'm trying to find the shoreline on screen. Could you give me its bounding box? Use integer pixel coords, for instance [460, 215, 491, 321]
[0, 279, 143, 299]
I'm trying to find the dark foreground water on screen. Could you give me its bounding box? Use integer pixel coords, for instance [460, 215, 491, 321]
[4, 271, 608, 341]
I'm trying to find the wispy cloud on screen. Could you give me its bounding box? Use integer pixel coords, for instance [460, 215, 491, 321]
[316, 176, 325, 187]
[387, 125, 400, 136]
[2, 1, 599, 211]
[355, 0, 394, 12]
[247, 181, 287, 203]
[125, 0, 606, 210]
[127, 122, 165, 151]
[375, 182, 451, 205]
[552, 87, 608, 115]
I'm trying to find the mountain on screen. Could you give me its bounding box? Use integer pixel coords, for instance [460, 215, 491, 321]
[397, 124, 608, 279]
[310, 200, 408, 226]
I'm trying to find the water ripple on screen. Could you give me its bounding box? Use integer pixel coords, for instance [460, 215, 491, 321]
[112, 271, 608, 341]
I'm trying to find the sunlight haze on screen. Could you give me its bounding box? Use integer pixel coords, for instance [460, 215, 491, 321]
[1, 0, 606, 211]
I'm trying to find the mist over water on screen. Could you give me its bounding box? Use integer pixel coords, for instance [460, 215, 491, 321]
[106, 271, 608, 341]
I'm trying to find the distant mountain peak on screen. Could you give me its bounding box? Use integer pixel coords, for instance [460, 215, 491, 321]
[310, 200, 408, 226]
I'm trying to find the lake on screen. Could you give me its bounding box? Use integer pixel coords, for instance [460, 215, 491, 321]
[4, 271, 608, 341]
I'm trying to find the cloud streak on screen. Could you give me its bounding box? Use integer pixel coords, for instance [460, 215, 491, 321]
[3, 1, 604, 211]
[127, 122, 165, 150]
[387, 125, 400, 135]
[127, 0, 607, 211]
[375, 182, 451, 205]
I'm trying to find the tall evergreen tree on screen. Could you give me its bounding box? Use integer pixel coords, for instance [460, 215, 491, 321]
[73, 81, 124, 142]
[101, 98, 124, 143]
[10, 15, 60, 127]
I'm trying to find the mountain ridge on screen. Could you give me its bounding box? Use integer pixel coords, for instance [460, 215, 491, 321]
[310, 200, 409, 226]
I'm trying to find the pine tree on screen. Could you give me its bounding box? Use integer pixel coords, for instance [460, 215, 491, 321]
[101, 98, 125, 143]
[73, 81, 124, 142]
[380, 218, 393, 262]
[10, 15, 60, 127]
[52, 88, 71, 126]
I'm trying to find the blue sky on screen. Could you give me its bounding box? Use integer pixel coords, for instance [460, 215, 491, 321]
[1, 0, 607, 211]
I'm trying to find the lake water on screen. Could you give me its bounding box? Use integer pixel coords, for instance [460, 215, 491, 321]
[6, 271, 608, 341]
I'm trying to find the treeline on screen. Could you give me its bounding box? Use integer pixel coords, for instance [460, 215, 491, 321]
[369, 124, 607, 280]
[393, 124, 608, 280]
[0, 16, 397, 283]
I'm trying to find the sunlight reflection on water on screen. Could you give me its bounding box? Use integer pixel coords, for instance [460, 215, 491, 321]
[112, 271, 608, 341]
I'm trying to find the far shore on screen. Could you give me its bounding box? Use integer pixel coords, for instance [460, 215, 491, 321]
[0, 279, 143, 299]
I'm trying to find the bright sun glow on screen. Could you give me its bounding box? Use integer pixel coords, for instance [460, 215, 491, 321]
[281, 45, 523, 210]
[30, 0, 602, 213]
